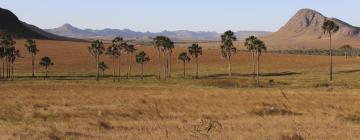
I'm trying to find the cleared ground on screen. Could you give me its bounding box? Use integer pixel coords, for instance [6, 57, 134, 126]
[0, 40, 360, 139]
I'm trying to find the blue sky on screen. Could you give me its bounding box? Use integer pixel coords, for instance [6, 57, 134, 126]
[0, 0, 359, 32]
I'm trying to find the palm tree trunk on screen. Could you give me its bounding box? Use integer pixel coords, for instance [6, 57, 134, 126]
[96, 54, 99, 81]
[45, 67, 48, 78]
[252, 51, 255, 80]
[163, 51, 167, 80]
[118, 55, 121, 81]
[345, 52, 348, 60]
[168, 52, 172, 78]
[113, 56, 116, 82]
[129, 53, 132, 78]
[126, 53, 129, 79]
[141, 63, 144, 79]
[0, 58, 2, 79]
[329, 34, 333, 81]
[32, 54, 35, 77]
[228, 55, 232, 78]
[158, 49, 161, 79]
[183, 61, 186, 78]
[257, 53, 260, 87]
[11, 63, 14, 80]
[196, 57, 199, 79]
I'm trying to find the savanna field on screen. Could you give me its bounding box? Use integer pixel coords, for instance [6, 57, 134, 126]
[0, 39, 360, 140]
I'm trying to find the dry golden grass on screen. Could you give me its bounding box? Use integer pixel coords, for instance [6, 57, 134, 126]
[0, 81, 359, 140]
[1, 39, 360, 139]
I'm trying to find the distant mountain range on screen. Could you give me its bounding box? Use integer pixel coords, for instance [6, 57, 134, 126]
[266, 9, 360, 39]
[45, 24, 272, 41]
[0, 7, 84, 41]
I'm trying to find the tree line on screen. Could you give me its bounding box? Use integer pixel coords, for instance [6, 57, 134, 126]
[0, 19, 344, 85]
[0, 36, 54, 79]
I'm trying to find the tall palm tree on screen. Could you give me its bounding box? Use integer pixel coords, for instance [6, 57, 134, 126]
[88, 40, 105, 81]
[153, 36, 165, 79]
[220, 30, 237, 78]
[244, 36, 258, 80]
[106, 44, 120, 82]
[24, 39, 39, 78]
[112, 37, 124, 80]
[98, 61, 108, 77]
[165, 39, 174, 78]
[188, 43, 202, 79]
[322, 19, 339, 81]
[136, 51, 150, 79]
[253, 39, 267, 87]
[6, 46, 20, 79]
[39, 56, 54, 78]
[340, 44, 352, 60]
[124, 44, 136, 79]
[178, 52, 191, 78]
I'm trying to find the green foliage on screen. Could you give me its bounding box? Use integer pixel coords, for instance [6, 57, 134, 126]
[88, 40, 105, 57]
[188, 43, 202, 58]
[220, 30, 237, 59]
[24, 39, 39, 55]
[322, 19, 339, 35]
[178, 52, 191, 62]
[136, 51, 150, 64]
[39, 56, 54, 68]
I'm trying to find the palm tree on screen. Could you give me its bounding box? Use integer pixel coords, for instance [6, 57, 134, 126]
[322, 19, 339, 81]
[106, 44, 120, 82]
[253, 39, 267, 87]
[124, 44, 136, 79]
[188, 43, 202, 79]
[98, 61, 108, 77]
[112, 37, 124, 80]
[136, 51, 150, 79]
[39, 56, 54, 78]
[88, 40, 105, 81]
[0, 35, 16, 79]
[164, 39, 174, 78]
[244, 36, 258, 80]
[220, 30, 237, 78]
[153, 36, 165, 79]
[24, 39, 39, 78]
[340, 44, 352, 59]
[6, 46, 20, 79]
[178, 52, 191, 78]
[0, 47, 4, 79]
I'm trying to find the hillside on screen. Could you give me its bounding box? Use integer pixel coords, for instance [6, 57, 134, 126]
[45, 24, 271, 41]
[0, 7, 84, 41]
[266, 9, 360, 39]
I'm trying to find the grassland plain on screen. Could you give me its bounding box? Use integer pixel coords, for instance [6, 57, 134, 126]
[0, 40, 360, 139]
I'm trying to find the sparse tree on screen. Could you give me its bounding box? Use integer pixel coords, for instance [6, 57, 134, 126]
[24, 39, 39, 78]
[136, 51, 150, 79]
[39, 56, 54, 78]
[188, 43, 202, 79]
[220, 30, 237, 78]
[106, 44, 120, 82]
[98, 61, 108, 77]
[253, 39, 267, 87]
[244, 36, 258, 80]
[322, 19, 339, 81]
[340, 44, 352, 59]
[88, 40, 105, 81]
[178, 52, 191, 78]
[124, 43, 136, 79]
